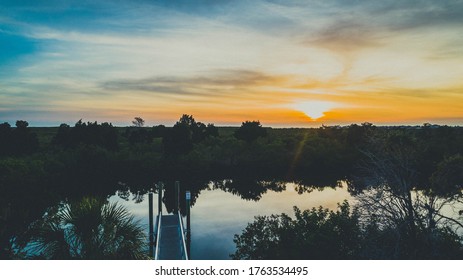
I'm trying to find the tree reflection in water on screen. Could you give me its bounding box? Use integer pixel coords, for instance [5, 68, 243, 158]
[232, 131, 463, 259]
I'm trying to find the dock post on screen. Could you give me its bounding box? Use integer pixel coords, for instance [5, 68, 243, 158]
[186, 191, 191, 258]
[174, 181, 180, 214]
[157, 182, 163, 215]
[148, 192, 154, 258]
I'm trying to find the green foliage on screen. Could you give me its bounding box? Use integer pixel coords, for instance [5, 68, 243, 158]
[2, 119, 463, 259]
[430, 154, 463, 196]
[131, 117, 145, 127]
[152, 125, 166, 138]
[125, 127, 153, 145]
[0, 156, 53, 259]
[0, 157, 45, 190]
[52, 120, 118, 151]
[234, 121, 267, 143]
[206, 123, 219, 137]
[163, 121, 193, 155]
[124, 118, 153, 145]
[0, 121, 39, 156]
[30, 197, 147, 259]
[347, 127, 463, 258]
[233, 201, 463, 260]
[232, 201, 361, 259]
[162, 115, 219, 155]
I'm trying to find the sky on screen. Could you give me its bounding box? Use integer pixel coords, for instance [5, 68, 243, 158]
[1, 0, 463, 127]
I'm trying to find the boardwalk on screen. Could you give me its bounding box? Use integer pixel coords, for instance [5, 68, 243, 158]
[150, 182, 190, 260]
[154, 213, 188, 260]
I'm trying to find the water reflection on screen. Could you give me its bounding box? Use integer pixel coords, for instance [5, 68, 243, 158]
[210, 179, 287, 201]
[109, 181, 353, 259]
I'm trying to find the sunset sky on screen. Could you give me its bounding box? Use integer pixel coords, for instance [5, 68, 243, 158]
[1, 0, 463, 127]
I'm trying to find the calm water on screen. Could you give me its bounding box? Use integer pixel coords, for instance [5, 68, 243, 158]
[109, 182, 353, 260]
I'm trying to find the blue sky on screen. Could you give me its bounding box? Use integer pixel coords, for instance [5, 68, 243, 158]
[1, 0, 463, 126]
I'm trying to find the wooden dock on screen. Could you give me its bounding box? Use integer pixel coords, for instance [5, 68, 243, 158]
[155, 214, 188, 260]
[150, 181, 190, 260]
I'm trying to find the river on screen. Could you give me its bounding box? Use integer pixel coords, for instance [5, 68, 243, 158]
[109, 181, 353, 259]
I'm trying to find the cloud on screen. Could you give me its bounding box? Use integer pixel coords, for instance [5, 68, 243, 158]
[306, 20, 384, 53]
[101, 70, 286, 95]
[297, 0, 463, 55]
[369, 0, 463, 30]
[1, 0, 463, 126]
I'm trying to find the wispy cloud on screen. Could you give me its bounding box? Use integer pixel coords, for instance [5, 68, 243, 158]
[101, 70, 288, 95]
[306, 20, 385, 53]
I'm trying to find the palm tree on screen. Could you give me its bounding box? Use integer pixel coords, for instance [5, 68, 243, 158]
[30, 197, 147, 259]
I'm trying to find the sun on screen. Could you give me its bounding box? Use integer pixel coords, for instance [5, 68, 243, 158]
[293, 101, 338, 120]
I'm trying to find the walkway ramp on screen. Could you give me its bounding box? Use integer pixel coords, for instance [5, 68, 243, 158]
[154, 213, 188, 260]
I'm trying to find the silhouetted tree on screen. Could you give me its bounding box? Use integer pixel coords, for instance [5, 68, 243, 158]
[350, 131, 463, 258]
[52, 123, 71, 147]
[15, 120, 29, 130]
[132, 117, 145, 127]
[163, 122, 192, 155]
[346, 122, 375, 146]
[162, 115, 218, 155]
[99, 122, 118, 150]
[0, 122, 13, 156]
[0, 120, 39, 156]
[176, 114, 218, 142]
[234, 121, 267, 143]
[125, 125, 152, 145]
[15, 120, 39, 154]
[192, 122, 207, 143]
[51, 120, 118, 150]
[177, 114, 195, 127]
[430, 154, 463, 197]
[206, 123, 219, 137]
[0, 122, 11, 133]
[152, 125, 166, 138]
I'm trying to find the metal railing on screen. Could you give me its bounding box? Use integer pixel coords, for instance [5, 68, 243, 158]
[178, 212, 189, 260]
[152, 181, 189, 260]
[154, 214, 162, 260]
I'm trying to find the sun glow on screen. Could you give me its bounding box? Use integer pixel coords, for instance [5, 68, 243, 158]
[293, 101, 339, 120]
[2, 1, 463, 126]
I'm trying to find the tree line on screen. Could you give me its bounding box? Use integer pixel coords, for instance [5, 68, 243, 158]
[0, 121, 38, 156]
[1, 115, 462, 259]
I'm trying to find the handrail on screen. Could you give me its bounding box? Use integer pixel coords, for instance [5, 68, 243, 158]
[154, 214, 162, 260]
[178, 212, 189, 260]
